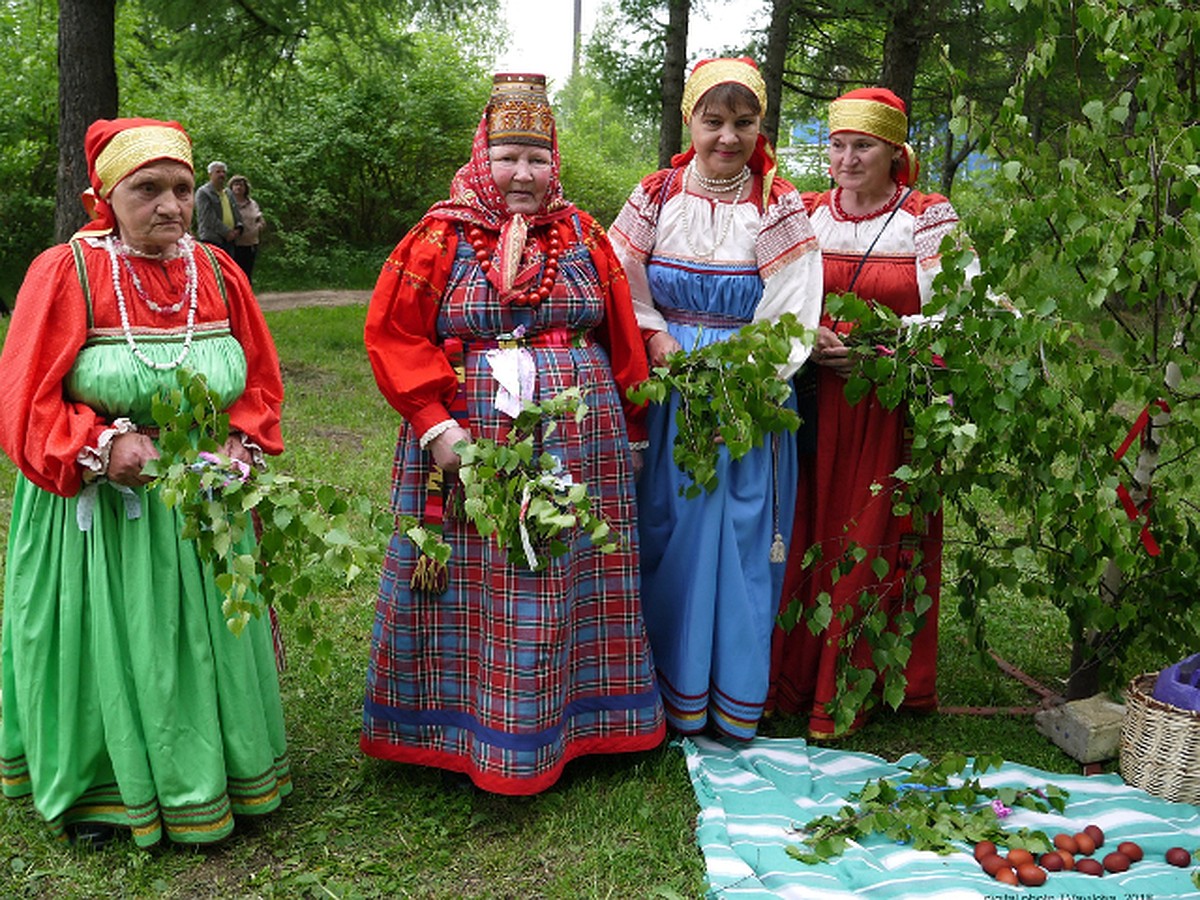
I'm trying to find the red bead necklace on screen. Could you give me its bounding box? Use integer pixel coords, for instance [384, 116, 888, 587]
[833, 182, 903, 223]
[468, 225, 562, 306]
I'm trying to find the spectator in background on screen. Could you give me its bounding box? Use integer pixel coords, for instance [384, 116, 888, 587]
[195, 160, 242, 255]
[229, 174, 265, 284]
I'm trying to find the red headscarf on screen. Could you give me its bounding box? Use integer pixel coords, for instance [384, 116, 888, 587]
[426, 76, 577, 296]
[76, 117, 193, 236]
[671, 57, 778, 207]
[828, 88, 920, 187]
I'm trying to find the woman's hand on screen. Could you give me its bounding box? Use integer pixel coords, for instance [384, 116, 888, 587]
[106, 432, 160, 487]
[220, 434, 255, 467]
[646, 331, 683, 369]
[812, 325, 854, 380]
[429, 425, 471, 473]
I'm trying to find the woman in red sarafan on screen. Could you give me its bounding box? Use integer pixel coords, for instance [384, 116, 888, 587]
[768, 88, 981, 738]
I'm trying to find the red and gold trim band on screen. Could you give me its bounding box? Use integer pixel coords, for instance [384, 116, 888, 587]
[681, 58, 767, 123]
[93, 125, 193, 198]
[829, 97, 908, 145]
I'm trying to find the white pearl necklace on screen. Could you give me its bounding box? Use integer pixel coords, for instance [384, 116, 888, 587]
[106, 234, 199, 371]
[688, 158, 751, 193]
[681, 163, 748, 260]
[115, 238, 189, 314]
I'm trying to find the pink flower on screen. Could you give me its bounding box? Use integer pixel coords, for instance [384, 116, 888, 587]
[991, 798, 1012, 818]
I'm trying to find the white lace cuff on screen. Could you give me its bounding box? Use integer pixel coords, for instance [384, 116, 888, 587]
[78, 418, 138, 482]
[419, 419, 457, 450]
[630, 440, 649, 451]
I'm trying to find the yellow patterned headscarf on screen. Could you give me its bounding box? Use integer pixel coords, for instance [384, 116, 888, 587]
[681, 57, 767, 124]
[828, 88, 919, 186]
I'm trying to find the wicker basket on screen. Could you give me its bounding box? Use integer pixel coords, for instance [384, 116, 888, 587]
[1119, 672, 1200, 804]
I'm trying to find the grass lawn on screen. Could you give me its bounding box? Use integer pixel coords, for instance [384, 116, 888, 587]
[0, 304, 1162, 899]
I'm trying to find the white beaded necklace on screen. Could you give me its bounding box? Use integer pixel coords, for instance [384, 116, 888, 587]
[688, 158, 751, 194]
[115, 238, 189, 314]
[681, 162, 748, 260]
[106, 233, 199, 371]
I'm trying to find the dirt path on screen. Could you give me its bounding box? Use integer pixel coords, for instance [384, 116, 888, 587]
[255, 289, 371, 312]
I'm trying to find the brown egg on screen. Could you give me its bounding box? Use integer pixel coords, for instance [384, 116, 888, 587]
[1074, 831, 1097, 856]
[1084, 824, 1105, 848]
[1054, 832, 1079, 854]
[1055, 849, 1076, 870]
[1103, 851, 1131, 873]
[1006, 847, 1035, 868]
[1039, 851, 1065, 871]
[1165, 847, 1192, 867]
[980, 854, 1012, 876]
[1017, 863, 1047, 886]
[1075, 857, 1105, 877]
[1117, 840, 1144, 862]
[994, 866, 1019, 885]
[973, 839, 997, 861]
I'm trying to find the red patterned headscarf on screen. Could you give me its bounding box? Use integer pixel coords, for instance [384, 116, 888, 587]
[426, 74, 577, 295]
[671, 57, 778, 207]
[427, 73, 575, 233]
[76, 117, 193, 236]
[829, 87, 920, 187]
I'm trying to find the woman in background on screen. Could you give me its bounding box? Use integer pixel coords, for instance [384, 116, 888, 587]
[229, 174, 264, 284]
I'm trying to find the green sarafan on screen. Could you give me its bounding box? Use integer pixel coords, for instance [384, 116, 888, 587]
[145, 368, 389, 674]
[787, 752, 1068, 863]
[628, 314, 813, 498]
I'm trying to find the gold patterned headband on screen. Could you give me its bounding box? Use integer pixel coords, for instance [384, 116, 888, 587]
[828, 97, 908, 145]
[93, 125, 193, 198]
[681, 59, 767, 124]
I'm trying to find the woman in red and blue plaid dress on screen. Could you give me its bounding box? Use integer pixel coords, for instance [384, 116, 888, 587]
[361, 74, 664, 794]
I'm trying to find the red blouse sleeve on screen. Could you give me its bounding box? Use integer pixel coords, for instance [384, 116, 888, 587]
[214, 252, 285, 454]
[0, 245, 106, 497]
[363, 218, 460, 437]
[575, 214, 650, 442]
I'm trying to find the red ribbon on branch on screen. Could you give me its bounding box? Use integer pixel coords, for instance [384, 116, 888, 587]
[1112, 399, 1170, 557]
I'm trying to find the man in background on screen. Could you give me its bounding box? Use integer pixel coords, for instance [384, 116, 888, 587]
[195, 160, 243, 255]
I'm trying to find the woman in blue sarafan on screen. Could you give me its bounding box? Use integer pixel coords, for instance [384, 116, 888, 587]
[610, 57, 823, 738]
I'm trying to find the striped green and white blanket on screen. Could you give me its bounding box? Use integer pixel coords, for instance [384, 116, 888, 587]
[683, 735, 1200, 899]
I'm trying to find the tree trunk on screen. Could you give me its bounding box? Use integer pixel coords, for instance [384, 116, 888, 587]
[761, 0, 794, 147]
[879, 0, 925, 111]
[572, 0, 583, 81]
[658, 0, 690, 169]
[56, 0, 118, 243]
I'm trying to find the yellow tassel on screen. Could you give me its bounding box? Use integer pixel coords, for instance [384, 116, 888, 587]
[770, 532, 786, 564]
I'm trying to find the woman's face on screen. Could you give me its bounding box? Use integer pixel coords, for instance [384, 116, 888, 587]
[828, 131, 900, 196]
[688, 98, 761, 181]
[109, 161, 195, 254]
[489, 143, 553, 215]
[229, 180, 247, 199]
